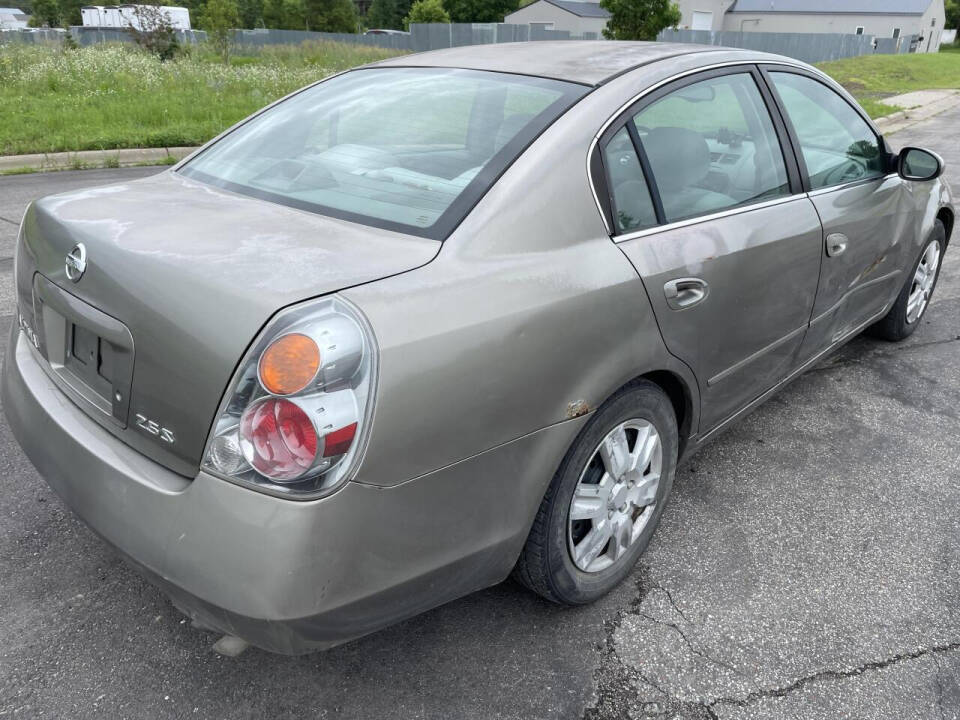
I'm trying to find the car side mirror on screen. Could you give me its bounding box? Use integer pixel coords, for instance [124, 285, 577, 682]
[897, 147, 944, 181]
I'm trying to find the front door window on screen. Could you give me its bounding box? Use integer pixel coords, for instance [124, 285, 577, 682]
[768, 72, 885, 190]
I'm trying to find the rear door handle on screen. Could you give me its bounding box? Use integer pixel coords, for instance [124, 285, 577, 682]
[663, 277, 709, 310]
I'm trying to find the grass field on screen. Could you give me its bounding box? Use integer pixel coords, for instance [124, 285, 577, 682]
[0, 42, 404, 156]
[817, 51, 960, 118]
[1, 42, 959, 157]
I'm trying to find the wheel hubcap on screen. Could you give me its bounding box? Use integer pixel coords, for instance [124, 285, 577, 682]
[907, 241, 941, 324]
[567, 419, 662, 573]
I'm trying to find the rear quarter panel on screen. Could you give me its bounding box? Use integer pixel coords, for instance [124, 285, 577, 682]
[342, 78, 703, 487]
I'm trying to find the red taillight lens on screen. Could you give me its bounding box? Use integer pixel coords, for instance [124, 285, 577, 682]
[239, 398, 317, 481]
[322, 422, 357, 457]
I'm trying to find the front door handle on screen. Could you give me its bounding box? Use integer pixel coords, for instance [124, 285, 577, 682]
[663, 277, 709, 310]
[826, 232, 848, 257]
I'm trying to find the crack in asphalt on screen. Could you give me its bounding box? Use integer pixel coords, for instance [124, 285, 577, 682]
[0, 215, 19, 227]
[636, 608, 759, 695]
[934, 655, 948, 720]
[582, 569, 960, 719]
[705, 641, 960, 714]
[656, 584, 690, 626]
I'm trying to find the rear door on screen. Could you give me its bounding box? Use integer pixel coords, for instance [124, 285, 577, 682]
[762, 68, 914, 361]
[599, 66, 823, 431]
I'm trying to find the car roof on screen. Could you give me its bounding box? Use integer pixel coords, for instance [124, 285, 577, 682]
[373, 41, 787, 87]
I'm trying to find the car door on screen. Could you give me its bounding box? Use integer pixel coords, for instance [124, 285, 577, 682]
[598, 66, 823, 431]
[763, 68, 915, 361]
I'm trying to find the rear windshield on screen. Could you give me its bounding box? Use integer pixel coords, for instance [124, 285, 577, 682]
[179, 67, 588, 240]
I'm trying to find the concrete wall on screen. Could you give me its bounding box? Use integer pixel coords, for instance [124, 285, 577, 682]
[723, 13, 916, 36]
[504, 2, 608, 35]
[720, 0, 946, 52]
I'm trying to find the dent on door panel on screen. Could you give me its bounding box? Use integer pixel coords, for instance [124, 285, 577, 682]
[798, 176, 913, 362]
[618, 198, 823, 430]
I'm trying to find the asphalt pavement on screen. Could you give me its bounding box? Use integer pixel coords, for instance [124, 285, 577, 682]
[1, 109, 959, 720]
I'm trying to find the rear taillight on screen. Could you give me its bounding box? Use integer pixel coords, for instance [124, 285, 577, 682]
[201, 296, 376, 499]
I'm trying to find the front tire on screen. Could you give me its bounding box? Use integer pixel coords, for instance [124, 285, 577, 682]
[869, 220, 945, 341]
[512, 382, 677, 605]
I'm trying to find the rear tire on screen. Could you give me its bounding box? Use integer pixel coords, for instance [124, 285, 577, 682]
[869, 220, 945, 342]
[512, 381, 677, 605]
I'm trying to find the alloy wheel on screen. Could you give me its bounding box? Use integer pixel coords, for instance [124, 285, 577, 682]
[567, 419, 662, 573]
[906, 240, 941, 324]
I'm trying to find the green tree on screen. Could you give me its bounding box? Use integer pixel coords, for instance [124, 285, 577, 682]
[946, 0, 960, 39]
[304, 0, 356, 30]
[201, 0, 239, 62]
[28, 0, 60, 26]
[181, 0, 209, 27]
[366, 0, 400, 28]
[58, 0, 83, 25]
[441, 0, 516, 22]
[404, 0, 448, 25]
[600, 0, 679, 40]
[263, 0, 306, 28]
[237, 0, 264, 26]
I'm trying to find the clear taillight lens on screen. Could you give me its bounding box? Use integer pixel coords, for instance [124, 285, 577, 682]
[201, 296, 377, 499]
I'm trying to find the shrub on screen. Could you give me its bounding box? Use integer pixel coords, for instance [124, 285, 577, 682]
[404, 0, 449, 27]
[127, 3, 181, 61]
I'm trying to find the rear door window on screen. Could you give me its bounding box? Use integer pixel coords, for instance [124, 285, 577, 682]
[603, 127, 657, 233]
[631, 72, 791, 224]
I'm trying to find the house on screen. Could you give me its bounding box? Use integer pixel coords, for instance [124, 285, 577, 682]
[672, 0, 729, 31]
[0, 6, 29, 29]
[504, 0, 610, 37]
[673, 0, 947, 52]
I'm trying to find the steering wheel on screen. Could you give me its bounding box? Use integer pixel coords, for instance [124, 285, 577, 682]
[824, 160, 867, 186]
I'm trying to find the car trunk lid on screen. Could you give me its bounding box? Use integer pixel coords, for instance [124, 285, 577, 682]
[16, 170, 439, 476]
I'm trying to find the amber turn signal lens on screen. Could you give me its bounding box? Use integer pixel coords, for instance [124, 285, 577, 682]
[258, 333, 320, 395]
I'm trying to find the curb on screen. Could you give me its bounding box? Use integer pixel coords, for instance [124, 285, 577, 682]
[0, 146, 199, 174]
[873, 90, 960, 133]
[874, 110, 906, 126]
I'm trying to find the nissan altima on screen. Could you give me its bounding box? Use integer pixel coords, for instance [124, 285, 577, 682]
[3, 41, 952, 654]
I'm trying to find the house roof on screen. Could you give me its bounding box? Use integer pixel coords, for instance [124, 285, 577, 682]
[728, 0, 933, 15]
[541, 0, 611, 18]
[0, 6, 25, 12]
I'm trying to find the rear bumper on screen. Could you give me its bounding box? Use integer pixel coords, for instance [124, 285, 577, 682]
[2, 326, 586, 654]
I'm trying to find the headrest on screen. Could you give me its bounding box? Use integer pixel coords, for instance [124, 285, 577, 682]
[642, 127, 710, 193]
